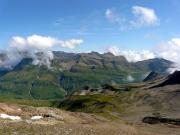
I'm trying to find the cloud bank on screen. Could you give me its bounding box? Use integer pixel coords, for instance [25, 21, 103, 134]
[109, 37, 180, 72]
[156, 38, 180, 73]
[109, 46, 155, 62]
[1, 34, 180, 73]
[0, 35, 83, 69]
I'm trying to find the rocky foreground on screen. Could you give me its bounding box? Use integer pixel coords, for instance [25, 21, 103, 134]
[0, 103, 137, 135]
[0, 103, 180, 135]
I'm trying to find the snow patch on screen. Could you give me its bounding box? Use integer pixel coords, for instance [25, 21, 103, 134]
[31, 116, 43, 120]
[0, 113, 21, 120]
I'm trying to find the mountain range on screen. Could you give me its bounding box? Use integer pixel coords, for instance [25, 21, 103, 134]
[0, 51, 180, 135]
[0, 51, 173, 99]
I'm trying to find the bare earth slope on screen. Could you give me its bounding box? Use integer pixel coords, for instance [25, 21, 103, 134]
[1, 102, 180, 135]
[0, 103, 159, 135]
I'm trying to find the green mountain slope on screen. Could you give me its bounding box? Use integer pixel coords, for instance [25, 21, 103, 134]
[0, 51, 172, 99]
[0, 59, 66, 99]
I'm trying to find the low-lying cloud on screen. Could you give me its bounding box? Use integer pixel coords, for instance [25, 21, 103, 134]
[1, 34, 180, 73]
[126, 75, 135, 82]
[109, 46, 155, 62]
[156, 38, 180, 73]
[109, 37, 180, 72]
[0, 35, 83, 69]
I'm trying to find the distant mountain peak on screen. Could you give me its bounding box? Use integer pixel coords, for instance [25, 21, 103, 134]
[103, 52, 114, 56]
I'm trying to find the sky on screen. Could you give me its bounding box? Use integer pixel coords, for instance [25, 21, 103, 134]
[0, 0, 180, 70]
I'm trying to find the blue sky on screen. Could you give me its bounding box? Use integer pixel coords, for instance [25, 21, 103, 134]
[0, 0, 180, 52]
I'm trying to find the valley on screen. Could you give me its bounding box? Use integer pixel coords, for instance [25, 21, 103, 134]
[0, 51, 172, 100]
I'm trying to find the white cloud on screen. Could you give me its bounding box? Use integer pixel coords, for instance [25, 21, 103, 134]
[109, 46, 155, 62]
[105, 6, 160, 29]
[131, 6, 160, 27]
[108, 46, 120, 56]
[58, 39, 83, 49]
[108, 37, 180, 72]
[10, 35, 83, 50]
[105, 9, 125, 24]
[156, 38, 180, 73]
[0, 35, 83, 69]
[105, 9, 114, 21]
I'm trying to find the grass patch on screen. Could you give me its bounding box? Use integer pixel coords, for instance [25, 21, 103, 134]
[57, 94, 132, 119]
[0, 95, 52, 107]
